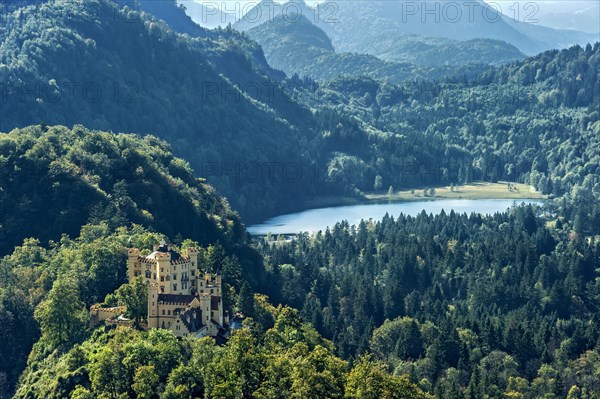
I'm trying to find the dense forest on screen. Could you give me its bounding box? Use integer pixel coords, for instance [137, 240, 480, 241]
[0, 126, 271, 394]
[295, 43, 600, 198]
[0, 0, 324, 221]
[12, 290, 431, 399]
[255, 198, 600, 398]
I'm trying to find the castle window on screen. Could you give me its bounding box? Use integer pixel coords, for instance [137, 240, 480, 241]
[173, 274, 177, 280]
[168, 310, 171, 315]
[191, 270, 195, 276]
[161, 277, 164, 282]
[160, 286, 165, 293]
[173, 284, 177, 291]
[162, 310, 165, 315]
[145, 271, 151, 278]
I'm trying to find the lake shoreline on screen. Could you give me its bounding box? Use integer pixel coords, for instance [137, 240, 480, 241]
[296, 181, 546, 213]
[248, 197, 547, 236]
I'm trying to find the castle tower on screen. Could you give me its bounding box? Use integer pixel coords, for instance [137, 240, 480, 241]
[156, 250, 173, 293]
[127, 248, 141, 282]
[147, 284, 160, 329]
[187, 248, 200, 291]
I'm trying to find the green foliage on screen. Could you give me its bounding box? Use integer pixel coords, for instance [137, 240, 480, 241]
[115, 276, 148, 327]
[346, 356, 434, 399]
[300, 43, 600, 198]
[13, 304, 430, 399]
[34, 277, 88, 349]
[0, 0, 322, 220]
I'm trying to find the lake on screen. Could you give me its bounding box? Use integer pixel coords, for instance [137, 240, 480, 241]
[247, 199, 545, 235]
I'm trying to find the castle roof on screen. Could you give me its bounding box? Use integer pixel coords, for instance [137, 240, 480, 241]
[180, 307, 204, 333]
[157, 294, 197, 305]
[140, 244, 184, 262]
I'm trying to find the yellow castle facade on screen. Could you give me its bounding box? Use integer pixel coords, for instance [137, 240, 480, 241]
[126, 244, 228, 338]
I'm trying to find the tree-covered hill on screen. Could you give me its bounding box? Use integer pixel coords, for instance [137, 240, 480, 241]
[0, 125, 268, 396]
[1, 0, 598, 224]
[0, 125, 245, 256]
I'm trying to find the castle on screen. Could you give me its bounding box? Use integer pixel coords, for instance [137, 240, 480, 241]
[124, 244, 228, 338]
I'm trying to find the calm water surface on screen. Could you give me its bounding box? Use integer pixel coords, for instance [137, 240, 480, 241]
[248, 199, 545, 235]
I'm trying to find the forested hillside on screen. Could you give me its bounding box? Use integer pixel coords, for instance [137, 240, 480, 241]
[256, 200, 600, 398]
[0, 125, 270, 396]
[0, 125, 245, 255]
[1, 0, 599, 399]
[0, 0, 321, 221]
[12, 299, 431, 399]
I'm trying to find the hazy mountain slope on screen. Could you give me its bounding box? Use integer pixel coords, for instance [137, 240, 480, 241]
[0, 0, 323, 221]
[232, 0, 316, 32]
[236, 0, 526, 67]
[247, 15, 491, 83]
[533, 1, 600, 33]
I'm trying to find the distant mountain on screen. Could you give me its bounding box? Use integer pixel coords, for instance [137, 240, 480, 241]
[234, 0, 598, 61]
[247, 15, 493, 82]
[233, 0, 284, 31]
[177, 0, 236, 29]
[527, 1, 600, 34]
[296, 1, 597, 57]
